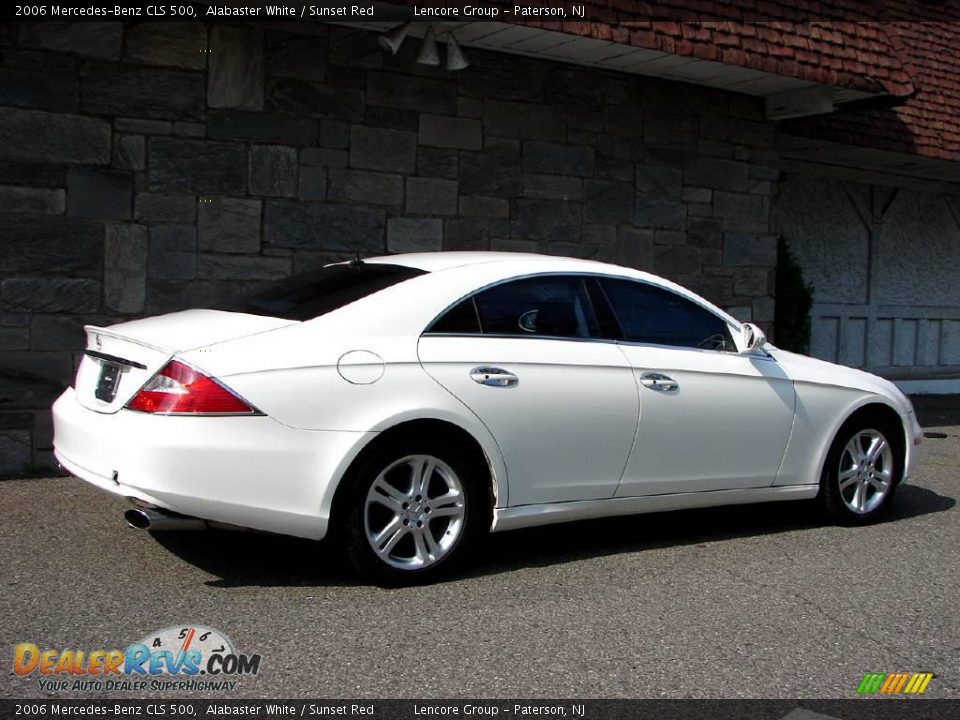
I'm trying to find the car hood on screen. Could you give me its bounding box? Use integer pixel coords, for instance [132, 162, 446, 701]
[770, 347, 914, 415]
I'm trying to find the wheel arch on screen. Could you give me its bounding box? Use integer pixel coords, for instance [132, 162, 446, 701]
[817, 399, 908, 489]
[325, 417, 504, 538]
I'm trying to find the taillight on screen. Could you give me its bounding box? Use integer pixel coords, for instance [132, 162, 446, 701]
[126, 360, 259, 415]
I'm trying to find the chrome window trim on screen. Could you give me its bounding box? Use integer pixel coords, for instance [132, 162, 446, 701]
[421, 271, 744, 357]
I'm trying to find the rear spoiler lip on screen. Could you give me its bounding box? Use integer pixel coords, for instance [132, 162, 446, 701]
[83, 349, 148, 370]
[84, 324, 172, 354]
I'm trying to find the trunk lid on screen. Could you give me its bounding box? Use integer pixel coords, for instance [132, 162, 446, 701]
[74, 310, 296, 414]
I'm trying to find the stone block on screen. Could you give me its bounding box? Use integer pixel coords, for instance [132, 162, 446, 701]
[687, 217, 723, 248]
[301, 148, 348, 168]
[265, 202, 385, 251]
[723, 234, 778, 267]
[443, 219, 495, 251]
[523, 174, 582, 201]
[417, 148, 458, 179]
[714, 191, 768, 232]
[367, 72, 456, 115]
[0, 185, 64, 214]
[684, 156, 749, 192]
[2, 216, 102, 276]
[328, 169, 403, 208]
[655, 230, 687, 246]
[113, 135, 145, 172]
[18, 23, 122, 59]
[459, 146, 521, 197]
[67, 168, 131, 220]
[603, 104, 644, 137]
[0, 59, 78, 112]
[31, 316, 86, 351]
[149, 138, 247, 194]
[683, 187, 712, 204]
[655, 246, 701, 277]
[267, 79, 363, 120]
[0, 329, 29, 351]
[387, 218, 443, 253]
[145, 280, 262, 315]
[618, 227, 654, 269]
[319, 120, 350, 149]
[458, 97, 483, 118]
[406, 177, 458, 216]
[208, 26, 264, 110]
[0, 429, 32, 476]
[459, 196, 509, 218]
[250, 145, 298, 197]
[1, 279, 100, 313]
[115, 118, 172, 135]
[0, 108, 109, 164]
[350, 126, 417, 174]
[298, 167, 327, 201]
[198, 255, 291, 281]
[104, 224, 148, 313]
[0, 162, 66, 189]
[418, 114, 482, 150]
[734, 268, 769, 297]
[198, 197, 261, 254]
[267, 32, 328, 81]
[484, 101, 566, 141]
[135, 194, 195, 224]
[752, 296, 776, 322]
[512, 199, 580, 242]
[522, 141, 594, 176]
[125, 23, 207, 69]
[584, 179, 632, 224]
[149, 225, 196, 280]
[80, 63, 204, 120]
[208, 110, 317, 145]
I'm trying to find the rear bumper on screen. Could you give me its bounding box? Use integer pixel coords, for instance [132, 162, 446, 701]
[52, 388, 374, 539]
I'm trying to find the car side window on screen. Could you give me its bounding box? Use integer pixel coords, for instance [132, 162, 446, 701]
[426, 276, 600, 339]
[600, 278, 735, 351]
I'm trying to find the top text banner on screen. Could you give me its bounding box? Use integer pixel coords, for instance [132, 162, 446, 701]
[5, 0, 958, 23]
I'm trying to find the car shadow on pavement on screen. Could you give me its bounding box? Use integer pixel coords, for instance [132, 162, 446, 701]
[150, 482, 954, 588]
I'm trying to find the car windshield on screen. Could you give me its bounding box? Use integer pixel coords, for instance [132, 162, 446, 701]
[215, 262, 427, 321]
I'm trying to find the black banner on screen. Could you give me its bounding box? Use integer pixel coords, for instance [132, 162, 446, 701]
[3, 0, 959, 24]
[1, 701, 960, 720]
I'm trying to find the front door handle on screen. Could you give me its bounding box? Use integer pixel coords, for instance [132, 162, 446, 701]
[470, 367, 519, 388]
[640, 372, 679, 392]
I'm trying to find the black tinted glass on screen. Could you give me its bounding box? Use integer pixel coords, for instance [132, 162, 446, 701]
[427, 298, 481, 334]
[601, 278, 734, 351]
[473, 276, 599, 338]
[215, 263, 426, 321]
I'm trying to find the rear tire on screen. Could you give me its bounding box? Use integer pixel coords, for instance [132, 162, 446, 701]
[819, 415, 902, 525]
[343, 436, 488, 584]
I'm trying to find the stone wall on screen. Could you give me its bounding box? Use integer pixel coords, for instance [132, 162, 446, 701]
[0, 21, 781, 475]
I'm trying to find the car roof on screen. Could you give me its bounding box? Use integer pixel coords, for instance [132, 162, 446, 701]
[364, 251, 601, 273]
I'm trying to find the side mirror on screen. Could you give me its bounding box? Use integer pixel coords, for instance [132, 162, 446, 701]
[741, 322, 767, 353]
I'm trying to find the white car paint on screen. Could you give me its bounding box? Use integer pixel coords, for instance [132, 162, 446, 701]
[52, 252, 922, 541]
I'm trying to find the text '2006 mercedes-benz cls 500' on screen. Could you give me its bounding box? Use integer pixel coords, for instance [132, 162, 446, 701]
[53, 252, 922, 582]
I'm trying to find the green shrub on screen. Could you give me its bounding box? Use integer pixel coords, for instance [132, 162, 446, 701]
[774, 237, 813, 354]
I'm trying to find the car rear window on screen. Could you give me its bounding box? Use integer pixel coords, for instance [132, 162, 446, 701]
[215, 263, 427, 321]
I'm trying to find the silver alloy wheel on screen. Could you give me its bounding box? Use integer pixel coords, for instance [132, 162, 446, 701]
[838, 428, 894, 514]
[364, 454, 466, 570]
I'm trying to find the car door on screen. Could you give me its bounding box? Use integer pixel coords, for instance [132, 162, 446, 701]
[418, 274, 639, 506]
[596, 277, 796, 497]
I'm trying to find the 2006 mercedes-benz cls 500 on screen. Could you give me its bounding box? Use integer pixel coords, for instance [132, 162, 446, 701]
[53, 252, 922, 582]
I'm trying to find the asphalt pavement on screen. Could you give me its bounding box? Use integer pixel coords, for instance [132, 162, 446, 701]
[1, 411, 958, 700]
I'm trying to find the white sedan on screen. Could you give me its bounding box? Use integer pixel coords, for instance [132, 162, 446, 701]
[53, 252, 922, 582]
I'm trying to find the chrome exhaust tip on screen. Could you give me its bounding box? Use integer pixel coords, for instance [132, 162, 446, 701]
[124, 508, 207, 531]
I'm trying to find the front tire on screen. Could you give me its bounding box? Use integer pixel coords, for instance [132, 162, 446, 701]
[344, 438, 487, 583]
[820, 416, 902, 524]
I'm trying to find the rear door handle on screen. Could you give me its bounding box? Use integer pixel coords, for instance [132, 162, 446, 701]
[640, 372, 679, 392]
[470, 367, 519, 388]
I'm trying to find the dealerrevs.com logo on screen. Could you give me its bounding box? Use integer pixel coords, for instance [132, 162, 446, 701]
[13, 625, 262, 693]
[857, 672, 935, 695]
